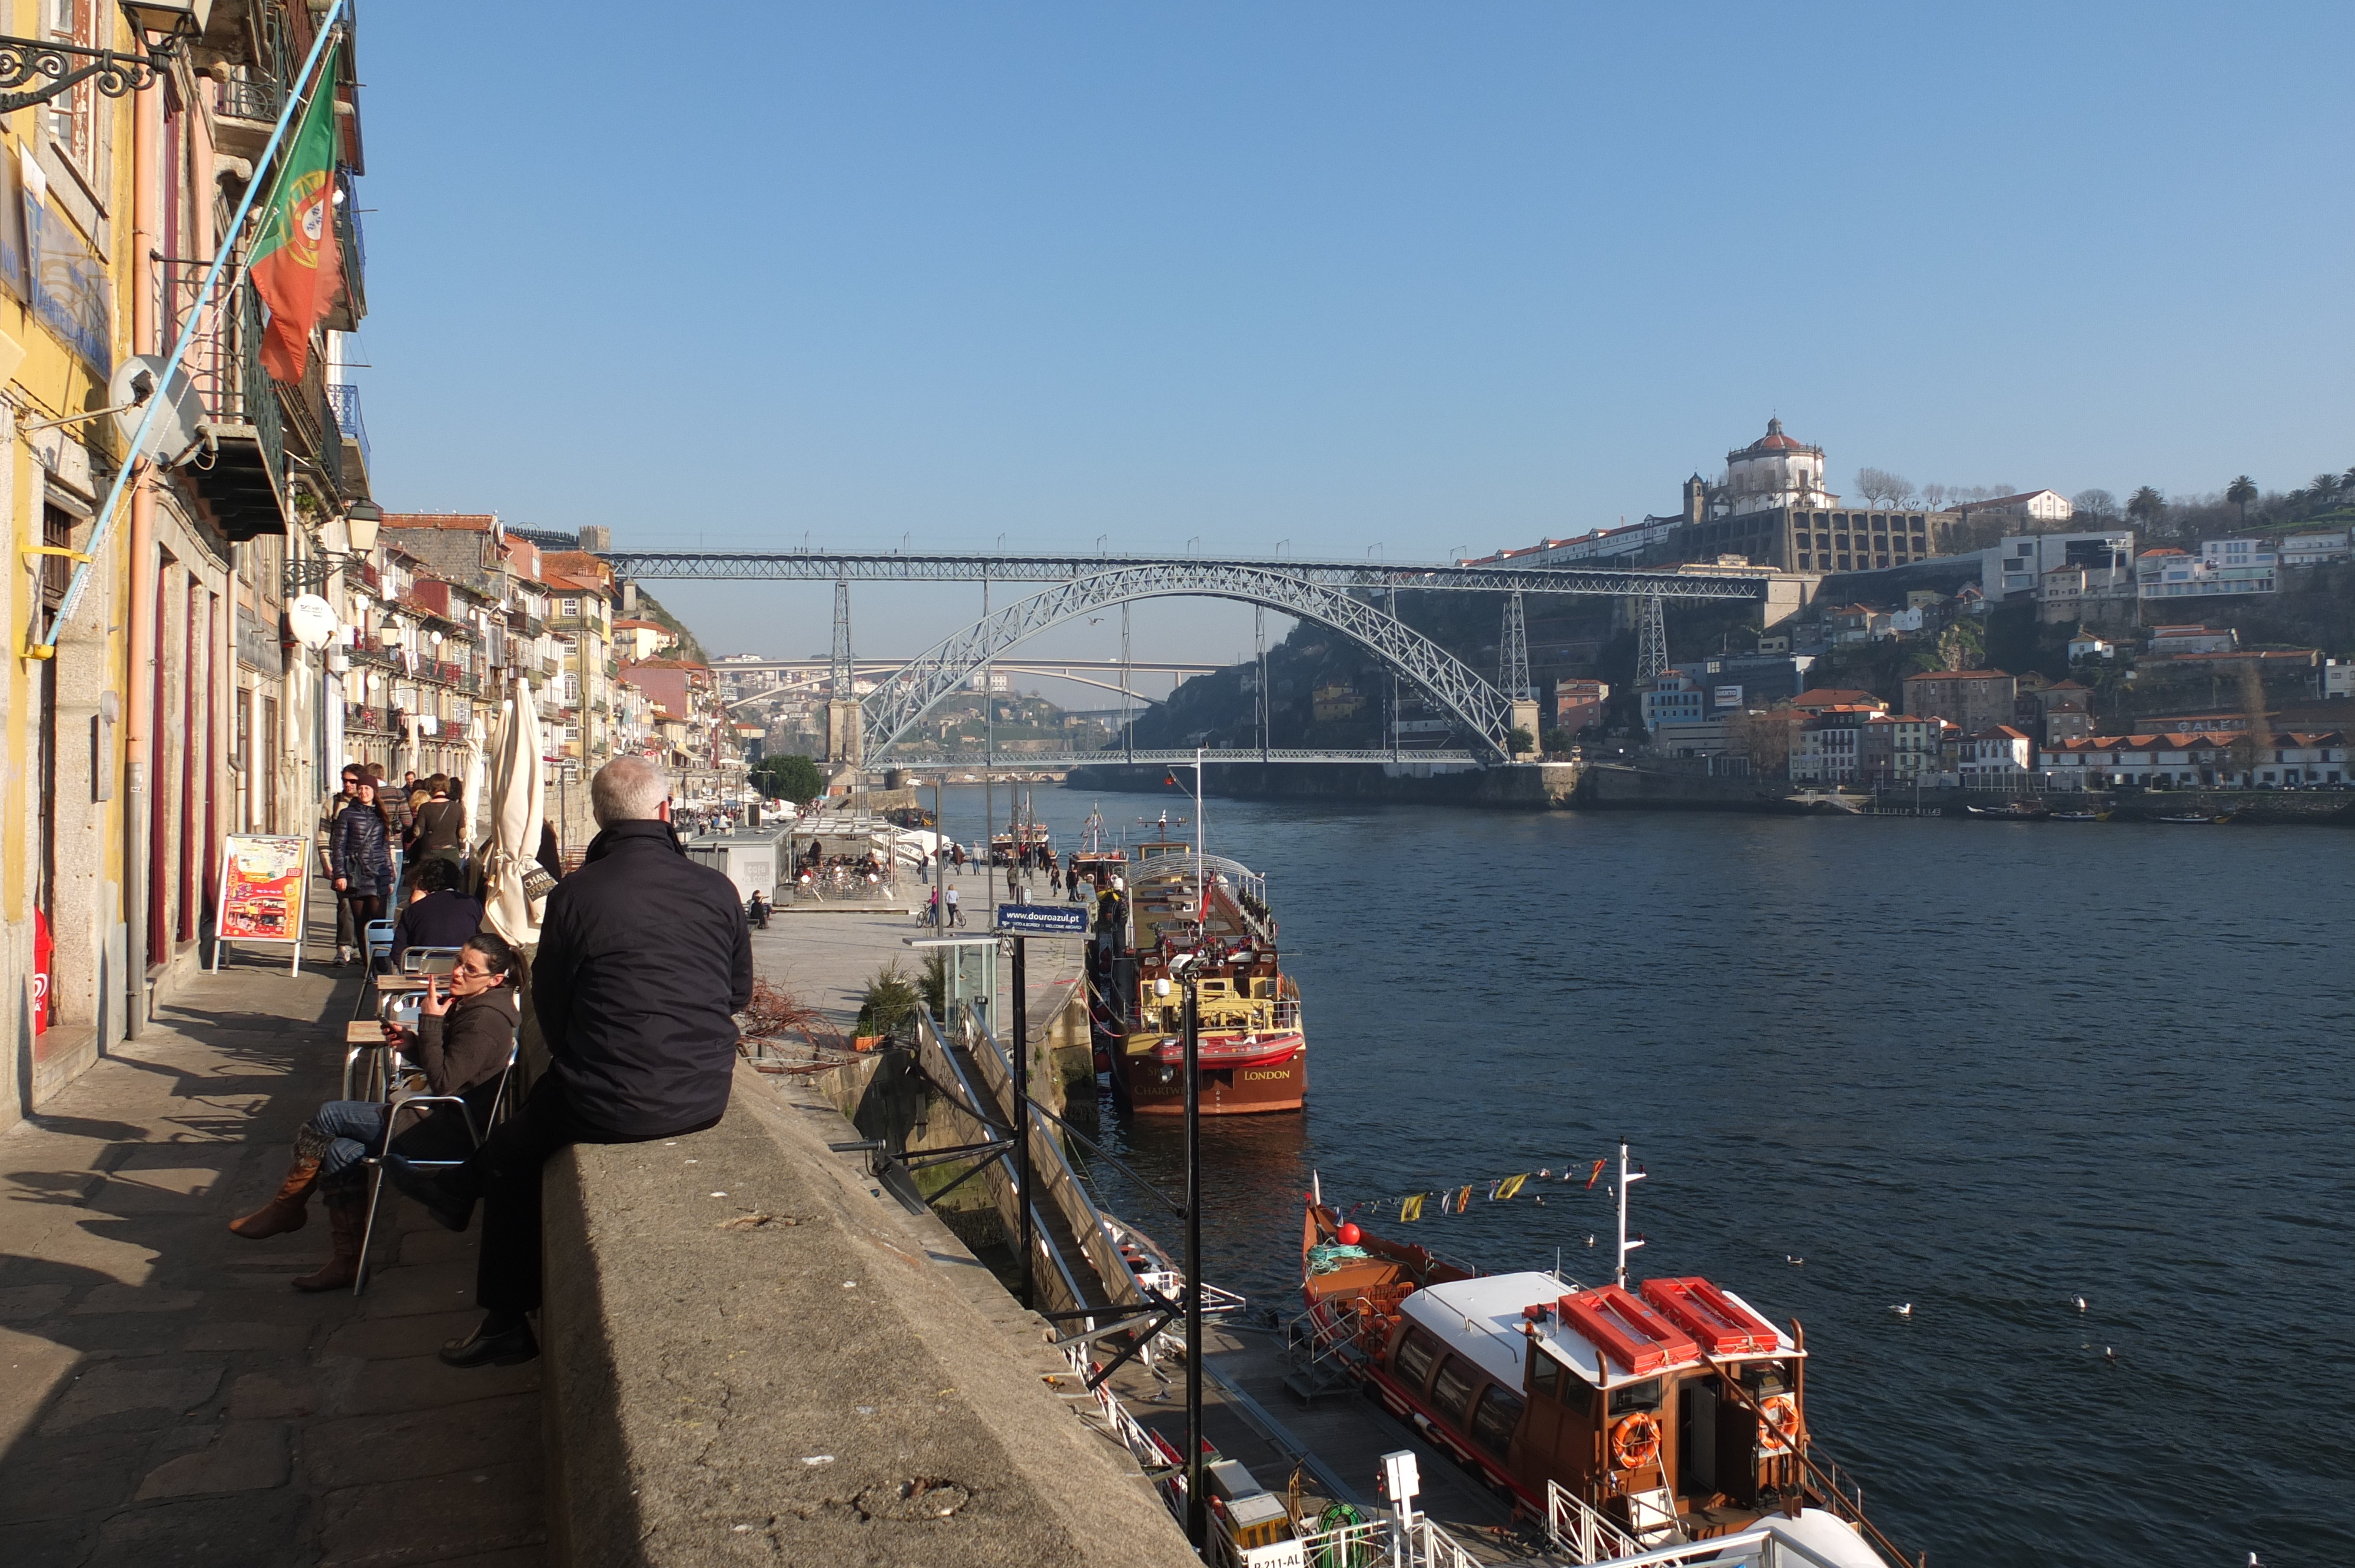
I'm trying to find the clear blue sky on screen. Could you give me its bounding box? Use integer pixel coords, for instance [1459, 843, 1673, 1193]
[352, 2, 2354, 671]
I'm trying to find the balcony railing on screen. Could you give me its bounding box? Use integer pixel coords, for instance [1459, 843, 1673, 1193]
[165, 265, 286, 500]
[326, 382, 370, 473]
[216, 72, 284, 123]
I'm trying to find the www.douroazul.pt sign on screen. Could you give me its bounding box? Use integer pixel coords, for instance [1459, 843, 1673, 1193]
[996, 903, 1089, 936]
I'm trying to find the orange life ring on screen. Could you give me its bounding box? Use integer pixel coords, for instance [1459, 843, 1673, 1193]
[1757, 1394, 1799, 1452]
[1610, 1411, 1660, 1470]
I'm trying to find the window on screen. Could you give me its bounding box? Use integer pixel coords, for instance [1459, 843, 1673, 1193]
[1529, 1350, 1561, 1403]
[1470, 1384, 1525, 1459]
[44, 0, 95, 166]
[1608, 1378, 1663, 1416]
[1394, 1327, 1441, 1390]
[1429, 1357, 1477, 1426]
[561, 597, 579, 617]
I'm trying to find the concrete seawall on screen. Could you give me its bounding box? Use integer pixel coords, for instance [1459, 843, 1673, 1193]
[539, 1061, 1199, 1567]
[1067, 759, 1581, 809]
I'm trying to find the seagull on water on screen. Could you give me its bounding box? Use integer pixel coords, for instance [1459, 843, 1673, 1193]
[1587, 1235, 1596, 1248]
[1785, 1255, 1805, 1266]
[1890, 1303, 1912, 1317]
[2074, 1295, 2088, 1311]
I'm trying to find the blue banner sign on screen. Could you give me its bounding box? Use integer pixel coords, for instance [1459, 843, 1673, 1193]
[996, 903, 1089, 936]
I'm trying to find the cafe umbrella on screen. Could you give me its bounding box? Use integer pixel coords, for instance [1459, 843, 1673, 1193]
[482, 676, 548, 949]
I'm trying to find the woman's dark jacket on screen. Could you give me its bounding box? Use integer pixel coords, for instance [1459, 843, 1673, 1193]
[330, 803, 395, 899]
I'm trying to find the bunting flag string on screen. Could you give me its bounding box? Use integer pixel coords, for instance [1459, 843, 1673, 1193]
[1334, 1160, 1634, 1225]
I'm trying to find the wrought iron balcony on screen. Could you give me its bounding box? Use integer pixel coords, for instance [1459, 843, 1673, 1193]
[326, 381, 370, 474]
[165, 265, 289, 540]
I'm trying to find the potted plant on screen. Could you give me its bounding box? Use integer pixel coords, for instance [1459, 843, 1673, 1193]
[853, 962, 920, 1051]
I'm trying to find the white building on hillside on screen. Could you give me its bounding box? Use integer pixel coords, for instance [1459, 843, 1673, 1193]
[1984, 530, 2135, 599]
[1948, 490, 2075, 523]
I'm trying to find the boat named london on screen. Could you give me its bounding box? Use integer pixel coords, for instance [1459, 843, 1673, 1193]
[1087, 812, 1306, 1116]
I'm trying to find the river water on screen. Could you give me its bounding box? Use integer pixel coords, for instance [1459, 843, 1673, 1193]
[934, 784, 2353, 1567]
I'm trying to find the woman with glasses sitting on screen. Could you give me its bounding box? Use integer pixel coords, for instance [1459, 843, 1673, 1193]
[226, 932, 520, 1291]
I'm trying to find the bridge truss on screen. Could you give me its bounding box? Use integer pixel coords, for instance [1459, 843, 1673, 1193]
[858, 563, 1525, 762]
[601, 549, 1771, 602]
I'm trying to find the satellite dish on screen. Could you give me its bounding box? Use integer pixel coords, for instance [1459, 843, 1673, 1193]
[286, 593, 339, 652]
[108, 354, 208, 464]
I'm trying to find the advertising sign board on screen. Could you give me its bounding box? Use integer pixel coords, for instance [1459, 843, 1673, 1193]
[212, 833, 311, 974]
[996, 903, 1088, 936]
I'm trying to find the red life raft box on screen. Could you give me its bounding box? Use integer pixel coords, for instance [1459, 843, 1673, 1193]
[1557, 1284, 1701, 1375]
[1639, 1276, 1782, 1356]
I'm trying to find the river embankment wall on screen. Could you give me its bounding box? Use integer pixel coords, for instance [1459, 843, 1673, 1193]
[1072, 759, 2355, 824]
[1066, 759, 1580, 809]
[538, 1059, 1198, 1568]
[1575, 764, 2355, 823]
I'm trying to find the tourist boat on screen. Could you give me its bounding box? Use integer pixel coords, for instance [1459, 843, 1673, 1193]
[2049, 809, 2108, 822]
[1965, 800, 2048, 819]
[1089, 814, 1305, 1116]
[989, 794, 1056, 863]
[1294, 1145, 1906, 1566]
[2157, 811, 2230, 824]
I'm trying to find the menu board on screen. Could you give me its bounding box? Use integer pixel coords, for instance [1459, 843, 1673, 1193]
[213, 834, 311, 974]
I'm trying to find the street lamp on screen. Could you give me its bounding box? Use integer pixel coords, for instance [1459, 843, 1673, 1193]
[0, 2, 208, 114]
[283, 500, 383, 594]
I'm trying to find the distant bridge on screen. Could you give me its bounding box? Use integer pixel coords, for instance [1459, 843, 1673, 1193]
[601, 548, 1775, 601]
[717, 657, 1220, 706]
[875, 749, 1481, 769]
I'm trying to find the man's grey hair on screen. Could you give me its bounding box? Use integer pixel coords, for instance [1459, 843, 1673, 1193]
[591, 755, 670, 827]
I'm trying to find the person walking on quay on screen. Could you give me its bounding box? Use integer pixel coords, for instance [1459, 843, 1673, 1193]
[330, 778, 396, 966]
[323, 763, 364, 964]
[412, 775, 467, 873]
[945, 883, 962, 926]
[384, 755, 751, 1368]
[228, 934, 520, 1290]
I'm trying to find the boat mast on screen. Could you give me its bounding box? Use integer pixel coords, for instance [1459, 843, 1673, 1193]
[1193, 746, 1205, 941]
[1615, 1137, 1645, 1288]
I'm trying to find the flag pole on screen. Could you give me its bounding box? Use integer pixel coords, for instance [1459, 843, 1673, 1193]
[35, 2, 349, 655]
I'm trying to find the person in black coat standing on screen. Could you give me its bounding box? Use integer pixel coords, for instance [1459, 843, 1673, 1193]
[387, 754, 752, 1367]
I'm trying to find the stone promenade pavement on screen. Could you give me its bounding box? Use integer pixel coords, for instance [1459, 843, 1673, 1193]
[0, 948, 543, 1567]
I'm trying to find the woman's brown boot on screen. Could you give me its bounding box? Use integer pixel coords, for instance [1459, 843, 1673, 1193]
[292, 1191, 367, 1292]
[228, 1154, 321, 1239]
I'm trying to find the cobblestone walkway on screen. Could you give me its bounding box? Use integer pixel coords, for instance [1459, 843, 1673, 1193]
[0, 946, 544, 1567]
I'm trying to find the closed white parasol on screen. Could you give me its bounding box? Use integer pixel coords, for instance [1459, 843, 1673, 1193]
[482, 675, 547, 946]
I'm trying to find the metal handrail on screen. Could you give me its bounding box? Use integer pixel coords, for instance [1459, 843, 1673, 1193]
[1546, 1479, 1644, 1565]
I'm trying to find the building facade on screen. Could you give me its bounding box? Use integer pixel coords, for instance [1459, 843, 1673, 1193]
[1901, 669, 2018, 734]
[5, 4, 380, 1130]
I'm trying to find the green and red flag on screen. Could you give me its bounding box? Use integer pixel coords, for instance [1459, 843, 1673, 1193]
[249, 49, 344, 383]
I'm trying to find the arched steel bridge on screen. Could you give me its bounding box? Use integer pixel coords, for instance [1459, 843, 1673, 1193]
[599, 548, 1773, 600]
[602, 550, 1783, 765]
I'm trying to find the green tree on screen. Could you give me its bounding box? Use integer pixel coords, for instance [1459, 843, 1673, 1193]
[2226, 475, 2257, 524]
[1507, 725, 1535, 757]
[2126, 486, 2166, 533]
[754, 753, 824, 803]
[854, 963, 920, 1041]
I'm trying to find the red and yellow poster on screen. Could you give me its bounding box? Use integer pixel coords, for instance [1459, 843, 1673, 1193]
[214, 835, 311, 971]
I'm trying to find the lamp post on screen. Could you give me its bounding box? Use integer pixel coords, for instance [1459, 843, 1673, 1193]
[0, 2, 206, 114]
[282, 500, 382, 594]
[1176, 954, 1205, 1552]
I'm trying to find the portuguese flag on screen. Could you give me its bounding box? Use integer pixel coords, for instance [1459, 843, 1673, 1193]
[250, 49, 344, 383]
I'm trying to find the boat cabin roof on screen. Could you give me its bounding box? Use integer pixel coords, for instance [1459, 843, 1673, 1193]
[1398, 1272, 1800, 1393]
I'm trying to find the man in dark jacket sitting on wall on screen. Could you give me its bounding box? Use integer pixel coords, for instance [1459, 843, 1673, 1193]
[387, 754, 753, 1368]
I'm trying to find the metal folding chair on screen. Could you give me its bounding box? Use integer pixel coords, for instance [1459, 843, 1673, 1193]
[362, 918, 396, 969]
[352, 1042, 519, 1295]
[400, 945, 463, 975]
[341, 992, 423, 1101]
